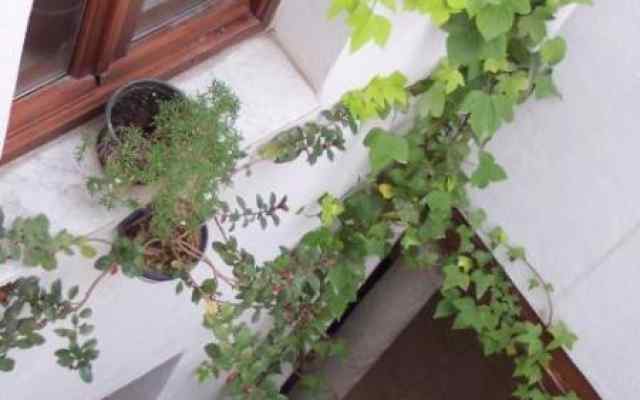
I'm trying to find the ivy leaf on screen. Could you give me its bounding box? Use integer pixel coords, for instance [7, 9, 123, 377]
[548, 321, 578, 351]
[404, 0, 453, 25]
[347, 4, 392, 51]
[496, 72, 530, 101]
[509, 0, 531, 14]
[471, 269, 494, 300]
[541, 37, 567, 65]
[434, 296, 457, 319]
[508, 246, 526, 261]
[378, 183, 395, 199]
[534, 74, 561, 99]
[471, 151, 507, 188]
[515, 322, 544, 355]
[518, 8, 548, 44]
[447, 26, 483, 65]
[452, 297, 484, 331]
[364, 129, 409, 172]
[462, 91, 514, 143]
[476, 4, 514, 41]
[418, 84, 447, 118]
[433, 62, 465, 94]
[443, 264, 470, 291]
[426, 190, 452, 214]
[327, 0, 359, 18]
[320, 194, 345, 226]
[328, 261, 360, 297]
[342, 73, 409, 121]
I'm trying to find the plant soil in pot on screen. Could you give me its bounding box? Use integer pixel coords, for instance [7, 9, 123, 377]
[117, 207, 209, 282]
[97, 80, 185, 171]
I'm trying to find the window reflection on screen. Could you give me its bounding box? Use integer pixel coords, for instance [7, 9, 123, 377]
[133, 0, 213, 41]
[15, 0, 86, 97]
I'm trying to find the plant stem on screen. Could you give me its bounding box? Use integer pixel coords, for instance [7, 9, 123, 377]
[71, 266, 114, 312]
[522, 257, 555, 327]
[213, 216, 229, 242]
[177, 239, 237, 288]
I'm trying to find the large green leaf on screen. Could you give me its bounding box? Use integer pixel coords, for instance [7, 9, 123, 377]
[364, 129, 409, 172]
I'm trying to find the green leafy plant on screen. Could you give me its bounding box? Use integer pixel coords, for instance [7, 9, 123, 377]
[0, 208, 113, 382]
[228, 1, 590, 399]
[88, 81, 243, 235]
[1, 0, 591, 398]
[82, 82, 290, 278]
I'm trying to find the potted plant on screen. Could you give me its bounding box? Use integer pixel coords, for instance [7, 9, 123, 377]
[87, 79, 244, 281]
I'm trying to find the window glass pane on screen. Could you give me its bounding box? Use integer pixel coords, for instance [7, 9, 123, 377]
[15, 0, 86, 97]
[133, 0, 213, 41]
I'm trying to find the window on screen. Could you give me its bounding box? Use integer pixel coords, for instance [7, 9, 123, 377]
[16, 0, 86, 97]
[133, 0, 214, 41]
[3, 0, 278, 164]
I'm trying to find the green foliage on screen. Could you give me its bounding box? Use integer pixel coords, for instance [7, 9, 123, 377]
[363, 128, 409, 172]
[258, 105, 356, 165]
[246, 1, 587, 398]
[219, 193, 289, 231]
[462, 90, 514, 143]
[341, 72, 409, 121]
[0, 275, 99, 382]
[320, 193, 345, 227]
[471, 151, 508, 188]
[0, 213, 97, 270]
[85, 81, 243, 240]
[541, 37, 567, 65]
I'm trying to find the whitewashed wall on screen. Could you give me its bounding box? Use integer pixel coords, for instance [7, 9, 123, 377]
[0, 1, 32, 152]
[0, 0, 637, 399]
[472, 2, 640, 399]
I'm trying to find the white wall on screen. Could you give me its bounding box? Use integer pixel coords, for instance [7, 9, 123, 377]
[472, 2, 640, 398]
[0, 0, 33, 154]
[273, 1, 445, 106]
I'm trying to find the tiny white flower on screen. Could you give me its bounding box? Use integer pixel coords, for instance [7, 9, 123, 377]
[114, 178, 122, 184]
[180, 220, 187, 226]
[204, 193, 213, 201]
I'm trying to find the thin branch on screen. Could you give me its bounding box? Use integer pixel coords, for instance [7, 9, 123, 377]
[213, 216, 229, 242]
[177, 239, 237, 288]
[71, 266, 114, 312]
[522, 257, 554, 327]
[83, 237, 113, 247]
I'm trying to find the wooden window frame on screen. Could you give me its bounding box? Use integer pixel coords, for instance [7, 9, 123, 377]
[2, 0, 279, 165]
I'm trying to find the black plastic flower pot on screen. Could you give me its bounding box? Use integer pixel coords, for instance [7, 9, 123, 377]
[116, 207, 209, 283]
[97, 79, 185, 169]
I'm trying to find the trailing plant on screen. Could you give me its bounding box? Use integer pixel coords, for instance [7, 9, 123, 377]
[195, 0, 590, 399]
[1, 0, 591, 398]
[86, 81, 243, 236]
[0, 208, 114, 382]
[2, 80, 290, 385]
[80, 81, 290, 279]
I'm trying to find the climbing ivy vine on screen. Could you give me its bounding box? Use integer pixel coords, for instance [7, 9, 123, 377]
[211, 0, 589, 398]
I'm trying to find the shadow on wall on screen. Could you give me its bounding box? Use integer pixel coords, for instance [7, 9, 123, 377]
[104, 354, 183, 400]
